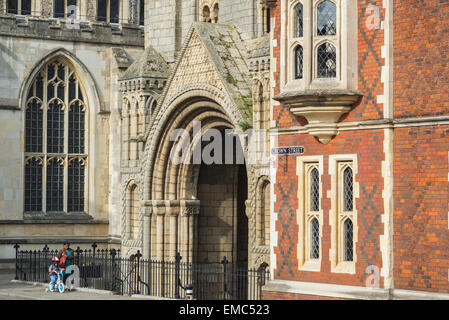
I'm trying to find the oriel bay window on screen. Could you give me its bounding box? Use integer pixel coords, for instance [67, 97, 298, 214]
[24, 59, 88, 214]
[276, 0, 360, 145]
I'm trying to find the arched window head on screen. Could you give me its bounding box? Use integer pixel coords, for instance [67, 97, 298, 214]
[294, 45, 303, 80]
[343, 218, 353, 261]
[24, 58, 88, 214]
[317, 0, 336, 36]
[294, 3, 303, 38]
[317, 42, 336, 78]
[310, 218, 320, 259]
[213, 3, 219, 23]
[343, 166, 353, 211]
[202, 5, 211, 23]
[129, 184, 140, 239]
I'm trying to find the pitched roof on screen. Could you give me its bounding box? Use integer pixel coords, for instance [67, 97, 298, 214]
[119, 45, 170, 81]
[192, 22, 253, 119]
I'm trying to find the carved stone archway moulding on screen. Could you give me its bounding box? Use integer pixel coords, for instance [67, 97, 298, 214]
[274, 89, 363, 144]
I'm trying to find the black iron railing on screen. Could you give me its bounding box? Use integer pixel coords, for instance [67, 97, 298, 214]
[13, 244, 270, 300]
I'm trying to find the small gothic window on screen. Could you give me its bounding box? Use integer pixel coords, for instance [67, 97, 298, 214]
[202, 5, 211, 23]
[343, 218, 353, 261]
[110, 0, 119, 23]
[213, 3, 219, 23]
[317, 0, 336, 36]
[310, 168, 320, 212]
[295, 45, 303, 80]
[139, 0, 145, 26]
[310, 218, 320, 259]
[7, 0, 31, 15]
[343, 167, 353, 211]
[294, 3, 303, 38]
[317, 42, 336, 78]
[24, 59, 88, 214]
[97, 0, 119, 23]
[54, 0, 77, 18]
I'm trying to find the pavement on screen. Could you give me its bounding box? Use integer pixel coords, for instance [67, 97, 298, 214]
[0, 269, 165, 300]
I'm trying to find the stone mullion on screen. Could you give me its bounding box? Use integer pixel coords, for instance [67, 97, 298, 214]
[63, 66, 69, 213]
[42, 71, 49, 214]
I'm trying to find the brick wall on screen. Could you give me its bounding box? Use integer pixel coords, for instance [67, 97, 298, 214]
[392, 1, 449, 293]
[393, 1, 449, 119]
[267, 0, 387, 298]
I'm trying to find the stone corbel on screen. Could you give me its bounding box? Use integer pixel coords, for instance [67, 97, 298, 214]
[274, 89, 363, 144]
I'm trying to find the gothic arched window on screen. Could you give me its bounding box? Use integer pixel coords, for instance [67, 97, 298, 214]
[24, 59, 88, 214]
[317, 0, 336, 36]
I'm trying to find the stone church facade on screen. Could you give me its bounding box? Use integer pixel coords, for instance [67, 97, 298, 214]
[0, 0, 273, 272]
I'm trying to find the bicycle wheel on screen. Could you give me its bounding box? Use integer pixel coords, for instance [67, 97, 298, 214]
[58, 282, 65, 293]
[49, 282, 55, 292]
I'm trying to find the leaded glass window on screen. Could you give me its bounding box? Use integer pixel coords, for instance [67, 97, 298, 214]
[344, 218, 353, 261]
[317, 0, 336, 36]
[24, 59, 88, 214]
[317, 42, 336, 78]
[25, 158, 43, 212]
[294, 3, 303, 38]
[343, 167, 353, 212]
[295, 45, 303, 80]
[68, 158, 85, 212]
[310, 168, 319, 212]
[46, 158, 64, 212]
[310, 218, 320, 259]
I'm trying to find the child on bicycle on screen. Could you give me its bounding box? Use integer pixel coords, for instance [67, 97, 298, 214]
[48, 257, 62, 288]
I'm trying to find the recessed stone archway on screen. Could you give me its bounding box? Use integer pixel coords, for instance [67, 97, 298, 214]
[143, 95, 249, 268]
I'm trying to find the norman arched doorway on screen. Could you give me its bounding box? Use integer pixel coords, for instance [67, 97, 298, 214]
[145, 96, 249, 269]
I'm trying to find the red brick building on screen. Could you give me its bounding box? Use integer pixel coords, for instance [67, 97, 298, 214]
[263, 0, 449, 299]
